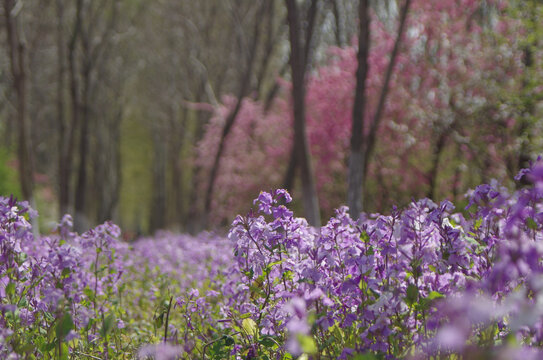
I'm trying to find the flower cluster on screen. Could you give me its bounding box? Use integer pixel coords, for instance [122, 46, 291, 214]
[224, 188, 477, 358]
[217, 161, 543, 358]
[3, 162, 543, 359]
[0, 200, 128, 358]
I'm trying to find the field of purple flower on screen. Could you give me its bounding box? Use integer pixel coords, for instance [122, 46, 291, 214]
[2, 163, 543, 359]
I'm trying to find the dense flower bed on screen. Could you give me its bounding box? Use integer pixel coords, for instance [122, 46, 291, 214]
[1, 162, 543, 359]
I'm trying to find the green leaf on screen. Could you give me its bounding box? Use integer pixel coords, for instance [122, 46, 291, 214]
[242, 318, 258, 337]
[353, 354, 378, 360]
[244, 269, 254, 280]
[405, 284, 418, 306]
[526, 217, 538, 230]
[6, 282, 16, 297]
[43, 341, 56, 352]
[84, 317, 96, 332]
[154, 312, 164, 329]
[268, 259, 284, 268]
[55, 313, 74, 341]
[296, 334, 317, 354]
[60, 343, 69, 360]
[18, 342, 36, 354]
[83, 286, 95, 301]
[15, 252, 27, 265]
[61, 268, 71, 278]
[100, 314, 115, 338]
[427, 291, 445, 300]
[259, 336, 276, 348]
[474, 218, 483, 231]
[222, 335, 235, 346]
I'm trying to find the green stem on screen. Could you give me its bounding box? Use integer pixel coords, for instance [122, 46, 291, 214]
[164, 295, 173, 343]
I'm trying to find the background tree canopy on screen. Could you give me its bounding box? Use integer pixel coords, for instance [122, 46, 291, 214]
[0, 0, 541, 234]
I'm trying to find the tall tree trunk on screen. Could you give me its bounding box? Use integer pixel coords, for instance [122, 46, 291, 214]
[72, 0, 118, 230]
[105, 109, 122, 222]
[330, 0, 344, 46]
[4, 0, 34, 204]
[186, 83, 207, 234]
[517, 0, 539, 176]
[93, 103, 121, 223]
[264, 61, 289, 113]
[346, 0, 370, 218]
[254, 0, 279, 101]
[285, 0, 320, 226]
[149, 127, 167, 233]
[56, 0, 68, 216]
[63, 0, 84, 218]
[427, 131, 447, 200]
[169, 107, 186, 229]
[363, 0, 412, 179]
[451, 145, 462, 203]
[74, 62, 91, 232]
[282, 148, 297, 192]
[107, 107, 122, 222]
[516, 7, 537, 187]
[203, 1, 265, 227]
[347, 0, 411, 215]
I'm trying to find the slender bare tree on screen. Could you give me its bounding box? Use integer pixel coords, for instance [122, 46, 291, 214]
[347, 0, 412, 218]
[203, 0, 269, 226]
[284, 0, 321, 226]
[346, 0, 370, 218]
[3, 0, 34, 204]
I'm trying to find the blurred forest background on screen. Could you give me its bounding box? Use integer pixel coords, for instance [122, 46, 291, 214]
[0, 0, 541, 236]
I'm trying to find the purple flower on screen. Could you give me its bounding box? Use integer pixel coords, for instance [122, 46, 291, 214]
[138, 344, 183, 360]
[433, 325, 468, 352]
[188, 288, 199, 298]
[274, 189, 292, 203]
[254, 191, 273, 214]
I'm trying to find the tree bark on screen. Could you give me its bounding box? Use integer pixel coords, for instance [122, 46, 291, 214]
[72, 0, 119, 231]
[285, 0, 320, 226]
[347, 0, 412, 216]
[427, 131, 447, 200]
[149, 125, 167, 233]
[282, 148, 297, 192]
[254, 0, 278, 100]
[363, 0, 412, 178]
[330, 0, 344, 46]
[186, 82, 207, 234]
[516, 5, 537, 187]
[346, 0, 370, 218]
[168, 106, 186, 229]
[63, 0, 84, 219]
[4, 0, 34, 204]
[74, 61, 91, 232]
[282, 0, 319, 195]
[56, 0, 68, 216]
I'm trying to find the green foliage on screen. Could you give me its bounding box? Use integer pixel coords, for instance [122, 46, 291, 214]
[55, 313, 74, 341]
[0, 148, 21, 198]
[119, 114, 153, 233]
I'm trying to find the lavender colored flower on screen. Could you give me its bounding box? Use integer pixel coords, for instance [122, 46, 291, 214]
[138, 344, 183, 360]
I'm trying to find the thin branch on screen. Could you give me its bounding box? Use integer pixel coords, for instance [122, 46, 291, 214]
[364, 0, 412, 169]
